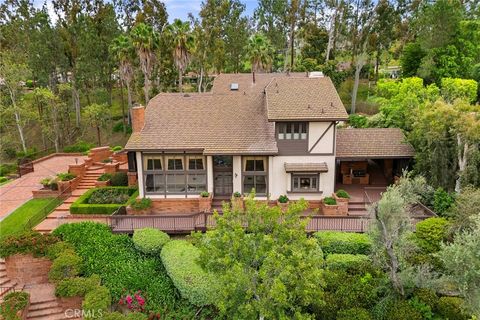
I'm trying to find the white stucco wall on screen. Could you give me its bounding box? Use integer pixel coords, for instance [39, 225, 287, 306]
[269, 155, 336, 200]
[232, 156, 242, 193]
[308, 122, 335, 154]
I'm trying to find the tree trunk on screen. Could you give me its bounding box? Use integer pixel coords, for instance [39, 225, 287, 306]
[96, 126, 101, 146]
[8, 88, 27, 152]
[351, 55, 366, 114]
[455, 134, 468, 193]
[144, 76, 150, 104]
[126, 80, 133, 125]
[120, 80, 127, 135]
[375, 49, 380, 81]
[325, 1, 339, 61]
[72, 78, 81, 127]
[178, 67, 183, 92]
[198, 67, 204, 93]
[290, 26, 295, 69]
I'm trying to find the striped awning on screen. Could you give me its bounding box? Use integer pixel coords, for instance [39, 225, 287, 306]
[284, 162, 328, 173]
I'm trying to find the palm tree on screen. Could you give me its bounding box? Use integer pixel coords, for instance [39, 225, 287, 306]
[246, 33, 274, 77]
[110, 35, 135, 124]
[167, 19, 194, 92]
[130, 23, 158, 104]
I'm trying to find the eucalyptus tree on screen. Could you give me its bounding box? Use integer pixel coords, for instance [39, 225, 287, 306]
[110, 34, 136, 123]
[167, 19, 194, 92]
[83, 103, 110, 146]
[246, 33, 275, 74]
[131, 23, 159, 104]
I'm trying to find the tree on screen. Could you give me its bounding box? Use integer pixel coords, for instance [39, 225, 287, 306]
[131, 23, 158, 104]
[447, 187, 480, 235]
[439, 214, 480, 317]
[83, 103, 109, 146]
[167, 19, 194, 92]
[400, 43, 426, 77]
[246, 33, 274, 75]
[0, 51, 32, 153]
[110, 34, 135, 124]
[195, 194, 325, 319]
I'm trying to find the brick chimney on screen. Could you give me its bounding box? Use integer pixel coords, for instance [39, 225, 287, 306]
[131, 105, 145, 133]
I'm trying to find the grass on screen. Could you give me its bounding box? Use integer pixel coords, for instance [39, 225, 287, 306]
[0, 198, 63, 239]
[0, 179, 12, 187]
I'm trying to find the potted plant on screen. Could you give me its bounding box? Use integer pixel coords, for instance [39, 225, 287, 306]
[333, 189, 350, 215]
[277, 195, 289, 211]
[128, 197, 152, 215]
[231, 191, 244, 210]
[199, 191, 212, 212]
[56, 172, 77, 192]
[321, 196, 339, 215]
[96, 173, 112, 187]
[40, 177, 52, 189]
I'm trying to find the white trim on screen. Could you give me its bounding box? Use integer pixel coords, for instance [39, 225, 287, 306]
[136, 152, 144, 198]
[207, 156, 214, 193]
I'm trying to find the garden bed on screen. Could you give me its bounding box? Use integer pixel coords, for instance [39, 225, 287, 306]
[70, 187, 138, 215]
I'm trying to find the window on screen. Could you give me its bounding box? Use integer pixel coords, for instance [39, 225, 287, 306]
[188, 156, 204, 170]
[167, 157, 183, 170]
[243, 157, 267, 195]
[292, 174, 319, 192]
[277, 122, 307, 140]
[143, 154, 207, 195]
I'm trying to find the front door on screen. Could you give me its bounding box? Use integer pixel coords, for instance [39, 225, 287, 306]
[213, 156, 233, 196]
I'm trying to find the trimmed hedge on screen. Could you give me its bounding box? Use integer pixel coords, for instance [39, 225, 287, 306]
[55, 275, 101, 297]
[0, 231, 59, 258]
[325, 254, 371, 273]
[48, 250, 82, 283]
[415, 217, 449, 253]
[70, 187, 137, 215]
[314, 231, 372, 255]
[133, 228, 170, 255]
[160, 240, 219, 306]
[83, 285, 111, 319]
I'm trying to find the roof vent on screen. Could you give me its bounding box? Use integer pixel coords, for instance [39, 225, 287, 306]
[230, 83, 239, 91]
[309, 71, 324, 78]
[184, 93, 190, 97]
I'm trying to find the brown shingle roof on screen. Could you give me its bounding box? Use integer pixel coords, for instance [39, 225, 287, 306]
[336, 128, 415, 159]
[265, 77, 348, 121]
[284, 162, 329, 172]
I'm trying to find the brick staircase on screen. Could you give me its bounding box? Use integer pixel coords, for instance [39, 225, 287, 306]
[0, 259, 19, 302]
[212, 197, 230, 213]
[25, 284, 82, 320]
[347, 201, 368, 216]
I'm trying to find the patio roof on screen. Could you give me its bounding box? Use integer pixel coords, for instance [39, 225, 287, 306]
[336, 128, 415, 159]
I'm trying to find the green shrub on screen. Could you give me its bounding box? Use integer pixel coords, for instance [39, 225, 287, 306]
[55, 275, 101, 297]
[63, 141, 95, 153]
[130, 198, 152, 211]
[336, 189, 350, 199]
[57, 172, 76, 181]
[337, 307, 372, 320]
[413, 288, 438, 310]
[233, 191, 241, 198]
[112, 122, 132, 134]
[433, 188, 455, 215]
[88, 188, 131, 204]
[0, 291, 30, 320]
[111, 146, 123, 152]
[83, 285, 111, 319]
[325, 254, 371, 273]
[386, 300, 423, 320]
[0, 231, 58, 258]
[348, 114, 369, 128]
[323, 196, 337, 205]
[46, 241, 75, 260]
[97, 173, 112, 182]
[200, 191, 210, 198]
[69, 187, 137, 215]
[0, 163, 17, 176]
[110, 172, 128, 186]
[436, 297, 468, 320]
[25, 79, 34, 88]
[278, 195, 289, 203]
[160, 240, 219, 306]
[48, 250, 82, 282]
[314, 231, 372, 255]
[102, 312, 148, 320]
[415, 217, 449, 253]
[133, 228, 170, 255]
[0, 177, 8, 183]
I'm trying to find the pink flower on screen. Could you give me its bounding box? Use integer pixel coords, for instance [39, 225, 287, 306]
[126, 295, 133, 304]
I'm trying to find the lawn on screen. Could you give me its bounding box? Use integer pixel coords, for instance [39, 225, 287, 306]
[0, 198, 63, 239]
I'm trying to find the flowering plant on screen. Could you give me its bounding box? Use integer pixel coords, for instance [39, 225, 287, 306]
[118, 290, 145, 312]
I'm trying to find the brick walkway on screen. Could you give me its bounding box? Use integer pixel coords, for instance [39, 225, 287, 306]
[0, 155, 86, 219]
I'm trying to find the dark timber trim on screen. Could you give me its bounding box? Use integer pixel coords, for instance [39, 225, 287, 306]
[308, 122, 335, 153]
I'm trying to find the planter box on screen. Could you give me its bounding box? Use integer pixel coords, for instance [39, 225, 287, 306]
[199, 195, 212, 213]
[5, 254, 52, 286]
[32, 188, 61, 199]
[126, 205, 151, 215]
[276, 201, 289, 211]
[57, 176, 81, 193]
[112, 151, 128, 163]
[84, 158, 93, 167]
[68, 162, 86, 177]
[104, 162, 120, 174]
[95, 180, 110, 187]
[333, 194, 349, 216]
[88, 146, 113, 163]
[320, 202, 339, 216]
[231, 197, 244, 210]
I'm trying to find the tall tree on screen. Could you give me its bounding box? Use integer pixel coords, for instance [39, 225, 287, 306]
[131, 23, 158, 104]
[246, 33, 274, 75]
[167, 19, 194, 92]
[83, 103, 109, 146]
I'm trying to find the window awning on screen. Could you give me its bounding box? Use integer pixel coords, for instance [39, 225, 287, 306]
[284, 162, 328, 173]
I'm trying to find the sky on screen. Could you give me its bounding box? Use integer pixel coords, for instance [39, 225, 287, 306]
[31, 0, 259, 23]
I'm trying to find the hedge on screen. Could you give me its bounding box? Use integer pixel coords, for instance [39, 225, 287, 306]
[336, 307, 372, 320]
[69, 187, 137, 215]
[436, 297, 468, 320]
[0, 231, 59, 258]
[48, 250, 82, 283]
[160, 240, 219, 306]
[83, 285, 111, 319]
[133, 228, 170, 255]
[325, 254, 371, 273]
[314, 231, 372, 255]
[102, 312, 148, 320]
[414, 217, 449, 253]
[55, 275, 102, 298]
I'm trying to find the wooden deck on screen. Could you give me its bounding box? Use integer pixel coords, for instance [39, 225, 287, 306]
[108, 211, 434, 234]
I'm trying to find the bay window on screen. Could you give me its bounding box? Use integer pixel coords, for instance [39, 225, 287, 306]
[243, 156, 267, 195]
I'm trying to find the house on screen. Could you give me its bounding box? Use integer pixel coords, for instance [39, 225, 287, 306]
[125, 73, 414, 214]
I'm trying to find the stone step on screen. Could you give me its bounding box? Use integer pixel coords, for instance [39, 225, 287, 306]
[47, 211, 70, 218]
[27, 311, 66, 320]
[29, 299, 58, 311]
[0, 277, 12, 286]
[56, 204, 71, 211]
[348, 204, 367, 211]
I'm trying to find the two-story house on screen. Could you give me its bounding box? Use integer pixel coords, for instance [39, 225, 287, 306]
[125, 73, 414, 214]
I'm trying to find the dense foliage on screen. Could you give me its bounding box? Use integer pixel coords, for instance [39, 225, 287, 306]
[315, 231, 372, 255]
[0, 291, 30, 320]
[133, 228, 170, 255]
[0, 231, 59, 258]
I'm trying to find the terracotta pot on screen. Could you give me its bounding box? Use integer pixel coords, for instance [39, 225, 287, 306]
[333, 193, 349, 216]
[276, 201, 289, 211]
[320, 202, 339, 215]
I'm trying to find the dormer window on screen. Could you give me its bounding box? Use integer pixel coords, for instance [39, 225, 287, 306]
[277, 122, 307, 140]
